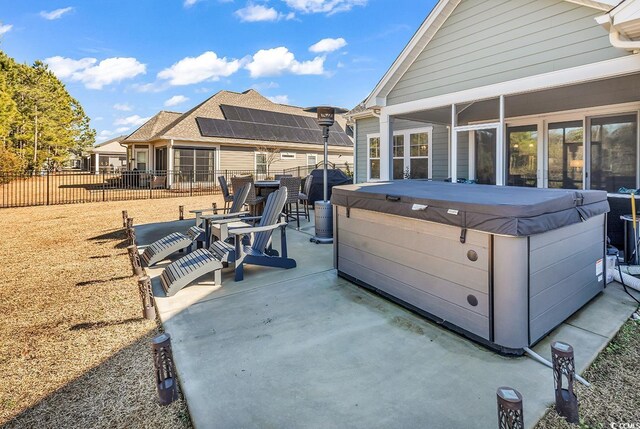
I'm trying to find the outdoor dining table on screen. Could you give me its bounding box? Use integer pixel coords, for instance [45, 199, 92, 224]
[200, 213, 252, 248]
[254, 180, 280, 197]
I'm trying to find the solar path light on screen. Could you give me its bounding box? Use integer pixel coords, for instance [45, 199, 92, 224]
[303, 106, 348, 244]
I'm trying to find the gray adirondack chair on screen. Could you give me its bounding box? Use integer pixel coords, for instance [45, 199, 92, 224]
[160, 188, 295, 296]
[141, 184, 250, 267]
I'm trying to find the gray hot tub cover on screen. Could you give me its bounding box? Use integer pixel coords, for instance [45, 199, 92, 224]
[331, 181, 609, 236]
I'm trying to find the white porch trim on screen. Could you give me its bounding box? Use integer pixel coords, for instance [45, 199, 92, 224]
[381, 55, 640, 117]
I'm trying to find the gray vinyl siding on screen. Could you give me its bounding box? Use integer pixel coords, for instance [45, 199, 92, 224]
[431, 125, 449, 180]
[387, 0, 629, 106]
[456, 132, 469, 180]
[355, 117, 380, 183]
[356, 117, 450, 182]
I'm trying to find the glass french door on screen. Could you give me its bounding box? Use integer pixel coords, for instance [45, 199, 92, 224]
[506, 125, 537, 187]
[474, 129, 497, 185]
[391, 130, 430, 180]
[589, 114, 637, 192]
[547, 121, 583, 189]
[134, 149, 148, 171]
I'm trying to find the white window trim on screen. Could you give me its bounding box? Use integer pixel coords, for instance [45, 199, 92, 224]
[470, 104, 640, 191]
[368, 127, 433, 181]
[307, 153, 318, 166]
[255, 151, 268, 177]
[281, 152, 296, 160]
[367, 133, 381, 181]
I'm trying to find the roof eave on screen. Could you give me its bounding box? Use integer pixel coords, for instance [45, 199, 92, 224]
[365, 0, 623, 109]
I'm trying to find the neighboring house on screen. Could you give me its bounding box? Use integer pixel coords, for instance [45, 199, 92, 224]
[348, 0, 640, 246]
[121, 89, 354, 185]
[81, 135, 128, 173]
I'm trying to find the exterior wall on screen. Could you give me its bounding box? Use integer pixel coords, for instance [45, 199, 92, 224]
[355, 116, 449, 182]
[355, 117, 380, 183]
[219, 145, 353, 175]
[387, 0, 629, 106]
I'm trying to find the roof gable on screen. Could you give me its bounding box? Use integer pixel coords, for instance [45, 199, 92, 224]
[124, 111, 182, 142]
[365, 0, 622, 108]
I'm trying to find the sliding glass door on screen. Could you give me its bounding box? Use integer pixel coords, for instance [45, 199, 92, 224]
[506, 125, 537, 187]
[474, 129, 497, 185]
[548, 121, 583, 189]
[590, 114, 638, 192]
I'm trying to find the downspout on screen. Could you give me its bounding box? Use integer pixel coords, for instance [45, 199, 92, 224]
[609, 25, 640, 53]
[597, 15, 640, 53]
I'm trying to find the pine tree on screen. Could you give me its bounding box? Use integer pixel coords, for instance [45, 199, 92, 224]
[0, 49, 95, 173]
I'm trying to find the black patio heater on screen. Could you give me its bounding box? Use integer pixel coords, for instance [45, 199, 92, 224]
[304, 105, 348, 244]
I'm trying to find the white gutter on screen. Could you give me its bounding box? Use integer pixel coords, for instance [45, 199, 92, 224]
[596, 13, 640, 53]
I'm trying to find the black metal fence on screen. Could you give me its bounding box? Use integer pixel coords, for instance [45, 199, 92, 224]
[0, 163, 353, 208]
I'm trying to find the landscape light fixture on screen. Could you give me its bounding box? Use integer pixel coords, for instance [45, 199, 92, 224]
[304, 105, 348, 244]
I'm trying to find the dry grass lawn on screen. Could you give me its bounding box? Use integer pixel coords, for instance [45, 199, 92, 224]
[1, 194, 638, 429]
[535, 317, 640, 429]
[0, 195, 222, 428]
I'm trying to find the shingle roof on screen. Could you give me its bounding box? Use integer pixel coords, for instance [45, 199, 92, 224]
[123, 89, 352, 147]
[123, 111, 182, 142]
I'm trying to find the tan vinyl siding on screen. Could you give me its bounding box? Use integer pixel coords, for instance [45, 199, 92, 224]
[387, 0, 629, 106]
[220, 145, 353, 174]
[219, 146, 255, 172]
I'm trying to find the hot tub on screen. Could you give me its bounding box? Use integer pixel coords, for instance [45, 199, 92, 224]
[331, 181, 609, 354]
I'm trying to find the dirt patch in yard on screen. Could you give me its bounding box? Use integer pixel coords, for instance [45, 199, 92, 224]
[535, 317, 640, 429]
[0, 195, 221, 428]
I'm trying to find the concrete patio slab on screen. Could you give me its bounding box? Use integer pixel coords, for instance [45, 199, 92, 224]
[135, 219, 638, 429]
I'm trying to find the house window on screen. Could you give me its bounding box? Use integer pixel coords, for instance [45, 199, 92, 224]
[409, 132, 429, 179]
[368, 136, 380, 180]
[173, 148, 216, 182]
[255, 152, 267, 177]
[281, 152, 296, 160]
[590, 114, 638, 193]
[392, 135, 404, 179]
[307, 154, 317, 166]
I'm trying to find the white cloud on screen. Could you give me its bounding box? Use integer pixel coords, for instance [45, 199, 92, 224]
[234, 4, 295, 22]
[114, 115, 151, 127]
[158, 51, 241, 85]
[44, 56, 97, 78]
[245, 47, 324, 78]
[116, 127, 131, 133]
[309, 37, 347, 53]
[282, 0, 367, 15]
[45, 56, 146, 89]
[184, 0, 199, 7]
[131, 82, 167, 93]
[40, 7, 74, 20]
[164, 95, 190, 107]
[267, 95, 290, 104]
[113, 103, 133, 111]
[93, 117, 104, 121]
[0, 23, 12, 36]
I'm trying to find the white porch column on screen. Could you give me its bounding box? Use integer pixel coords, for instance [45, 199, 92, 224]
[451, 104, 457, 182]
[167, 140, 174, 188]
[496, 95, 505, 186]
[94, 154, 99, 174]
[379, 113, 393, 181]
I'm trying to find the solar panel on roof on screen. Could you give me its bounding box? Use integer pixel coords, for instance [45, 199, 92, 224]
[221, 105, 238, 121]
[196, 112, 351, 146]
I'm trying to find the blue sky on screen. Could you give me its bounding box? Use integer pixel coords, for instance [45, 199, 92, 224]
[0, 0, 436, 142]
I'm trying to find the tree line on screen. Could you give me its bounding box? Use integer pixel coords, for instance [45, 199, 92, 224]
[0, 49, 95, 175]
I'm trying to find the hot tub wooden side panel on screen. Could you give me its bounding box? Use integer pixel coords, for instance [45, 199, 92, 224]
[335, 206, 491, 340]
